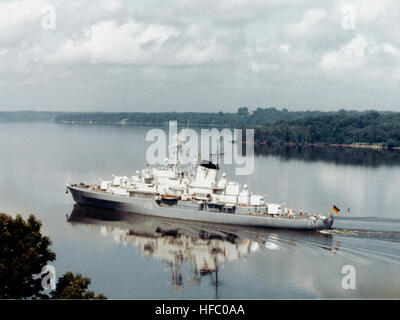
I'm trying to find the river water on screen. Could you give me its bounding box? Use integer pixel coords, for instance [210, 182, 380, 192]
[0, 122, 399, 299]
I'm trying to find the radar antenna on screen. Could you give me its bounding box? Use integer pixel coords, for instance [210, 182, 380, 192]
[209, 137, 224, 169]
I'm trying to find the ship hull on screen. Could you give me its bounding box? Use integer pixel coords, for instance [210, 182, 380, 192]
[67, 185, 333, 230]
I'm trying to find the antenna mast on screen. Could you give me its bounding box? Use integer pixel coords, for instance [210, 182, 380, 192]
[209, 137, 224, 169]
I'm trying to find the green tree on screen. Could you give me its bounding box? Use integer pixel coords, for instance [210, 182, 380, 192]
[386, 139, 398, 149]
[50, 272, 106, 299]
[0, 213, 56, 299]
[237, 107, 249, 116]
[0, 213, 106, 299]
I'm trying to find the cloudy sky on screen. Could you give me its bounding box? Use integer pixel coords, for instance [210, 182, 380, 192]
[1, 0, 400, 112]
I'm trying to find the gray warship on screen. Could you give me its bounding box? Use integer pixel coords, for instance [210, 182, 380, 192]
[67, 138, 334, 230]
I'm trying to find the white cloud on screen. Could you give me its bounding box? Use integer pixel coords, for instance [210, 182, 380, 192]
[100, 0, 122, 12]
[351, 0, 387, 23]
[175, 0, 320, 24]
[1, 0, 400, 111]
[0, 0, 49, 46]
[48, 19, 229, 66]
[51, 20, 180, 64]
[279, 43, 291, 54]
[319, 34, 370, 73]
[382, 43, 400, 60]
[285, 8, 327, 38]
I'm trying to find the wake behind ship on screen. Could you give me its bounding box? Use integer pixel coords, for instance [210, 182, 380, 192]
[67, 137, 334, 230]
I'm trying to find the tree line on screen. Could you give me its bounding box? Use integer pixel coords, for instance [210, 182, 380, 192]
[3, 108, 400, 147]
[52, 107, 330, 126]
[252, 110, 400, 148]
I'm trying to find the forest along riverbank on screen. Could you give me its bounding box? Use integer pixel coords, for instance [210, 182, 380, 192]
[3, 108, 400, 149]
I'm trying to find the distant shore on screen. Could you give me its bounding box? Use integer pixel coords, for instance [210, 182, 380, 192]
[252, 141, 400, 150]
[2, 109, 400, 149]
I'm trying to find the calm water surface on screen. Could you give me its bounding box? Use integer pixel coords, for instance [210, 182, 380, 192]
[0, 123, 399, 299]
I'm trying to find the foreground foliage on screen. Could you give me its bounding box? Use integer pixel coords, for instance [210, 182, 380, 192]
[0, 213, 106, 299]
[0, 214, 55, 299]
[50, 272, 106, 299]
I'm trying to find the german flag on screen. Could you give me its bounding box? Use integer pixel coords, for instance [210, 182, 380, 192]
[332, 205, 340, 215]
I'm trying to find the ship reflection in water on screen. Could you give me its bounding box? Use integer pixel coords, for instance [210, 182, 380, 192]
[67, 205, 338, 295]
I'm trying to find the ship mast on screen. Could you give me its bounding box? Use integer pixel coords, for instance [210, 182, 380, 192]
[209, 137, 224, 169]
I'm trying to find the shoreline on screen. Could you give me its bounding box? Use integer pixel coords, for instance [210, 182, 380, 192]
[2, 120, 399, 151]
[252, 141, 400, 150]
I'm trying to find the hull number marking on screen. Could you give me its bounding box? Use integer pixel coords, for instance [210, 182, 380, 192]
[144, 202, 154, 210]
